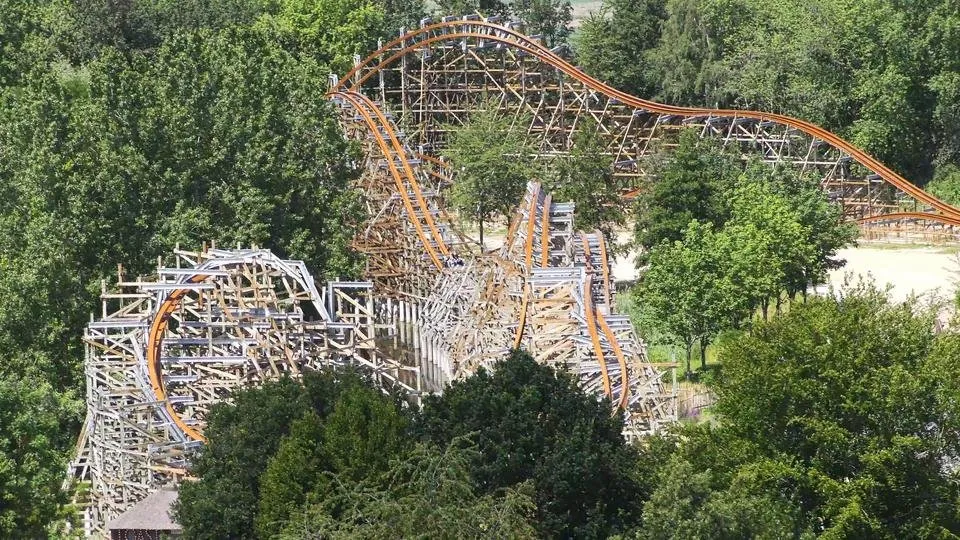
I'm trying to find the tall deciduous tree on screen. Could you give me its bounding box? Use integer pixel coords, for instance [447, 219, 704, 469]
[280, 441, 537, 539]
[633, 129, 740, 258]
[175, 369, 385, 539]
[573, 0, 666, 98]
[509, 0, 572, 45]
[544, 118, 624, 246]
[174, 378, 312, 540]
[415, 350, 644, 538]
[634, 221, 748, 376]
[712, 286, 960, 537]
[0, 375, 78, 537]
[435, 0, 511, 18]
[444, 106, 536, 247]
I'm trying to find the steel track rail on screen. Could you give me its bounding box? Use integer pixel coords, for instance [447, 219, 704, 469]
[344, 91, 450, 258]
[332, 91, 446, 270]
[146, 274, 209, 442]
[580, 234, 629, 409]
[336, 20, 960, 226]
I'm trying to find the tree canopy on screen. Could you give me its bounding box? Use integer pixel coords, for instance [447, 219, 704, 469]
[575, 0, 960, 185]
[629, 285, 960, 539]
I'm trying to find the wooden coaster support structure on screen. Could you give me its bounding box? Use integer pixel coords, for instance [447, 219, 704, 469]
[71, 248, 415, 535]
[335, 17, 960, 238]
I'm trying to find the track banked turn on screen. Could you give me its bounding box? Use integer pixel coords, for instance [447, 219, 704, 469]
[335, 18, 960, 231]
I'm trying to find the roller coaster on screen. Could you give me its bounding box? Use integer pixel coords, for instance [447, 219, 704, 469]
[70, 18, 960, 535]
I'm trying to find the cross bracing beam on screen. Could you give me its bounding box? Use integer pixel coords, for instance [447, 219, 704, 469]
[335, 18, 960, 237]
[71, 248, 416, 535]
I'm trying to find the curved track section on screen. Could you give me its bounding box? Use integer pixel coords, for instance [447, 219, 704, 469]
[336, 18, 960, 233]
[331, 91, 460, 293]
[75, 248, 416, 531]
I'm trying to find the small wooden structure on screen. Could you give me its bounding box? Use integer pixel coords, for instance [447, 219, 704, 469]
[105, 488, 181, 540]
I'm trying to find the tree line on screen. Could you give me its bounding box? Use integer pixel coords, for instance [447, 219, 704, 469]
[576, 0, 960, 191]
[0, 1, 576, 534]
[2, 0, 958, 536]
[632, 130, 858, 376]
[176, 291, 960, 538]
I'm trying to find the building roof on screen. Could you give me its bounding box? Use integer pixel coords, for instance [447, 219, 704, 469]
[105, 488, 182, 531]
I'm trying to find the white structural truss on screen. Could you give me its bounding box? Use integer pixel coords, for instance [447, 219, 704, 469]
[71, 248, 416, 535]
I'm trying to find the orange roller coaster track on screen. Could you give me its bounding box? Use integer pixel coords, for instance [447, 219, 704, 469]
[334, 18, 960, 231]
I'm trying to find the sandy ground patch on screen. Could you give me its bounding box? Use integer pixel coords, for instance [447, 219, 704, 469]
[825, 245, 958, 303]
[482, 228, 958, 305]
[609, 241, 960, 304]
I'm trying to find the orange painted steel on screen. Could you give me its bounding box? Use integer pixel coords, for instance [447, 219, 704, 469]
[596, 312, 631, 411]
[540, 194, 552, 268]
[514, 185, 541, 349]
[857, 212, 960, 227]
[580, 235, 614, 401]
[333, 91, 445, 270]
[337, 21, 960, 226]
[146, 274, 208, 443]
[581, 234, 629, 409]
[345, 91, 450, 257]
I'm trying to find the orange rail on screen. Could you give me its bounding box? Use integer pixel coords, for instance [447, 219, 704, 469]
[596, 312, 631, 411]
[581, 270, 613, 401]
[346, 91, 450, 257]
[857, 212, 960, 227]
[580, 235, 629, 408]
[336, 21, 960, 225]
[146, 274, 209, 442]
[333, 92, 445, 270]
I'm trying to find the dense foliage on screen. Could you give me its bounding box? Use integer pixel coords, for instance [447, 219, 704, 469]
[575, 0, 960, 185]
[3, 0, 960, 536]
[175, 351, 647, 539]
[0, 0, 422, 530]
[635, 287, 960, 538]
[633, 129, 857, 375]
[443, 105, 537, 247]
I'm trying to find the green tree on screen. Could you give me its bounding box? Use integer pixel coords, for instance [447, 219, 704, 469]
[927, 164, 960, 207]
[435, 0, 510, 18]
[177, 369, 408, 539]
[322, 383, 409, 482]
[767, 167, 858, 298]
[712, 286, 960, 537]
[443, 106, 536, 247]
[633, 129, 740, 258]
[648, 0, 735, 107]
[262, 0, 386, 72]
[175, 377, 312, 540]
[638, 455, 813, 540]
[280, 441, 538, 539]
[723, 165, 813, 318]
[255, 411, 327, 538]
[378, 0, 428, 33]
[0, 375, 80, 536]
[573, 0, 666, 98]
[0, 0, 53, 88]
[509, 0, 572, 45]
[415, 349, 643, 538]
[634, 221, 748, 376]
[543, 118, 623, 245]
